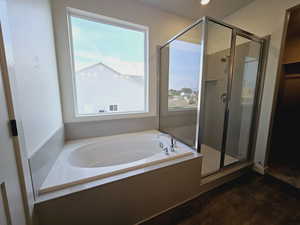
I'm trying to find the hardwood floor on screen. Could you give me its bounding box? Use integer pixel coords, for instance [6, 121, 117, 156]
[268, 162, 300, 189]
[142, 172, 300, 225]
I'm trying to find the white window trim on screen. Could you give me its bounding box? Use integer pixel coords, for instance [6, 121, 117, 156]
[66, 7, 151, 122]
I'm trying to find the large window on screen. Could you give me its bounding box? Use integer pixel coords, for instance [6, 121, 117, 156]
[68, 10, 149, 116]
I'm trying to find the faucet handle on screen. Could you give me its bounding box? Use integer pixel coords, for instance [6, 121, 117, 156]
[159, 141, 164, 149]
[163, 147, 169, 155]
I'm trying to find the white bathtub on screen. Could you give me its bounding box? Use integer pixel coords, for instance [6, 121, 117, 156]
[40, 130, 195, 194]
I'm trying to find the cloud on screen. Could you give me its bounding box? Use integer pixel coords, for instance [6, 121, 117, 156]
[74, 51, 144, 76]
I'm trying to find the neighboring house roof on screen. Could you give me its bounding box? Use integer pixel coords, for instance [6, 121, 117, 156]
[77, 62, 143, 78]
[77, 62, 122, 76]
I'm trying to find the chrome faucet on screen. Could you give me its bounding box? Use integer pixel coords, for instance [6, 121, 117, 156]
[170, 137, 176, 152]
[158, 132, 177, 153]
[158, 140, 168, 154]
[163, 147, 169, 155]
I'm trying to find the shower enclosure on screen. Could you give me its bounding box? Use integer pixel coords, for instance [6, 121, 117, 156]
[159, 17, 266, 176]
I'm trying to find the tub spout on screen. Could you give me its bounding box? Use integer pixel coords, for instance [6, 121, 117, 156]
[170, 138, 176, 152]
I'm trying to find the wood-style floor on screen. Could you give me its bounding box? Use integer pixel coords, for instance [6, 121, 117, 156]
[142, 172, 300, 225]
[268, 163, 300, 189]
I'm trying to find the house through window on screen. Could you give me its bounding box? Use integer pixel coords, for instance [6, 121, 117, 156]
[68, 11, 149, 116]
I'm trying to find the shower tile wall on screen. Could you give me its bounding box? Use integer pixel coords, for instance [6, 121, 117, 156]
[203, 49, 229, 151]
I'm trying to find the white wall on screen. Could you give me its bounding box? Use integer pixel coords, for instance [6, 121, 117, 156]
[51, 0, 193, 124]
[222, 0, 300, 168]
[7, 0, 63, 157]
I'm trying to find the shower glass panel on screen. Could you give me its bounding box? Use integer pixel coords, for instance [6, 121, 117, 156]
[224, 35, 262, 166]
[201, 21, 233, 176]
[160, 22, 203, 148]
[159, 17, 266, 177]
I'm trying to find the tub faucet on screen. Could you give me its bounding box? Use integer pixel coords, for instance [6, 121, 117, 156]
[158, 132, 177, 152]
[159, 141, 164, 149]
[163, 147, 169, 155]
[170, 137, 176, 152]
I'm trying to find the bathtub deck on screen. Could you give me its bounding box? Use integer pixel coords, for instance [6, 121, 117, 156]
[39, 131, 198, 195]
[36, 151, 201, 204]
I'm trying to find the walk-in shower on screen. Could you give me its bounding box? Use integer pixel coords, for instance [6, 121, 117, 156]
[159, 17, 267, 176]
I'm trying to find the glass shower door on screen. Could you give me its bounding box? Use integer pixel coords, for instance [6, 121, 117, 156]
[201, 21, 232, 176]
[223, 33, 263, 167]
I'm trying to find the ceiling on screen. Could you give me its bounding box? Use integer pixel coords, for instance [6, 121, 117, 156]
[139, 0, 254, 20]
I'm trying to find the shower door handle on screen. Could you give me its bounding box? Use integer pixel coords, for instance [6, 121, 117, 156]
[220, 93, 227, 104]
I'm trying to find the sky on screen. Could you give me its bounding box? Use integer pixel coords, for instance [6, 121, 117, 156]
[71, 15, 202, 89]
[169, 40, 202, 91]
[71, 16, 145, 75]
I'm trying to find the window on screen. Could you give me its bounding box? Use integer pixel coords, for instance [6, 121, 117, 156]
[68, 10, 149, 117]
[168, 40, 201, 110]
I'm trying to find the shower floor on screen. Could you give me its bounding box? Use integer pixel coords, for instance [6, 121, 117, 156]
[201, 144, 238, 176]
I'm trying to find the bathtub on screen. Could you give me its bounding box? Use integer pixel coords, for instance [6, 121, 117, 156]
[39, 130, 195, 194]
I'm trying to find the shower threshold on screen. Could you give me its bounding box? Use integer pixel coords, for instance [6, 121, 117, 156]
[201, 144, 238, 177]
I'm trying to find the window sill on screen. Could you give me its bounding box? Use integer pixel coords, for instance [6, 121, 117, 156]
[168, 107, 197, 112]
[64, 111, 156, 123]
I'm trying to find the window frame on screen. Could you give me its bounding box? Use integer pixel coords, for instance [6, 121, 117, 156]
[67, 8, 150, 120]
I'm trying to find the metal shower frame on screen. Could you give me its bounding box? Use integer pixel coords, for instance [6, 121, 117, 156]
[160, 16, 269, 174]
